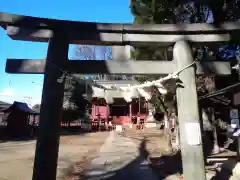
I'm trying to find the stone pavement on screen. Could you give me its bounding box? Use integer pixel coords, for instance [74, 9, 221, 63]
[84, 131, 159, 180]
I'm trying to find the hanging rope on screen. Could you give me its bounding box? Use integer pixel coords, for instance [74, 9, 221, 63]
[109, 60, 196, 102]
[41, 57, 196, 102]
[118, 61, 196, 91]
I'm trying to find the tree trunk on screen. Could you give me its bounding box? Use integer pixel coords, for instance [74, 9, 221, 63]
[206, 76, 220, 154]
[210, 108, 220, 154]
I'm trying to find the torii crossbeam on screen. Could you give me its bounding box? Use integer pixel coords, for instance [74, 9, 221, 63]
[1, 12, 240, 180]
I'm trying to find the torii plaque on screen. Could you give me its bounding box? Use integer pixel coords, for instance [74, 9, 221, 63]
[0, 12, 239, 180]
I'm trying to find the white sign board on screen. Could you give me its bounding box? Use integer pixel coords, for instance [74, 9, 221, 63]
[230, 109, 239, 119]
[231, 119, 240, 128]
[185, 122, 201, 145]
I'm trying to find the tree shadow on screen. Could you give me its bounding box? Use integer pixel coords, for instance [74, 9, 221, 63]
[0, 126, 90, 143]
[210, 157, 238, 180]
[123, 132, 238, 180]
[139, 137, 183, 178]
[79, 138, 184, 180]
[79, 138, 157, 180]
[148, 151, 183, 179]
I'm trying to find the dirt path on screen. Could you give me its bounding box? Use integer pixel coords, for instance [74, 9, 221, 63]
[83, 131, 158, 180]
[0, 132, 109, 180]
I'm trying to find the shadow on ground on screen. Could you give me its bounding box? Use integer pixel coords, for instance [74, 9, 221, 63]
[0, 126, 91, 143]
[86, 131, 240, 180]
[149, 151, 183, 179]
[80, 138, 183, 180]
[80, 138, 154, 180]
[209, 159, 236, 180]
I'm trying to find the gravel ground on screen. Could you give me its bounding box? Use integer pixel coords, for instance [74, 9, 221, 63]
[1, 127, 236, 180]
[0, 132, 110, 180]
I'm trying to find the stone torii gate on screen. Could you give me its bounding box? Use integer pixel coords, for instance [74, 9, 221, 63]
[0, 12, 238, 180]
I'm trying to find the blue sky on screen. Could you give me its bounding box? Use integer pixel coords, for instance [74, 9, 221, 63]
[0, 0, 133, 106]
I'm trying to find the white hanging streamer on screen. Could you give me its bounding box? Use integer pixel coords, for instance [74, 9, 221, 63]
[120, 61, 196, 101]
[124, 60, 196, 90]
[90, 61, 196, 102]
[137, 88, 152, 101]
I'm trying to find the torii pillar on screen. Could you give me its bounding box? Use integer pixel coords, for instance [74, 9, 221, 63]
[174, 40, 206, 180]
[32, 31, 68, 180]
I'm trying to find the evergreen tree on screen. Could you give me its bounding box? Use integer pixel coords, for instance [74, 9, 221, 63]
[130, 0, 240, 110]
[32, 104, 41, 112]
[130, 0, 240, 151]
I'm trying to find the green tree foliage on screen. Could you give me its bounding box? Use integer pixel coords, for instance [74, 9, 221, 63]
[130, 0, 240, 113]
[62, 74, 91, 122]
[64, 45, 112, 116]
[32, 104, 41, 112]
[63, 45, 131, 121]
[131, 0, 177, 84]
[64, 75, 88, 110]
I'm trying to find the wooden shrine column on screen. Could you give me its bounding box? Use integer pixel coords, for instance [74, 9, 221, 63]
[174, 40, 206, 180]
[32, 30, 69, 180]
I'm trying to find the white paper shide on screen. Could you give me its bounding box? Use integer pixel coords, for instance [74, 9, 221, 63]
[185, 122, 201, 145]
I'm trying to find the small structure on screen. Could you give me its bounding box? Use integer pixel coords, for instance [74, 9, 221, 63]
[0, 101, 11, 139]
[0, 100, 11, 124]
[87, 80, 148, 127]
[4, 101, 39, 138]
